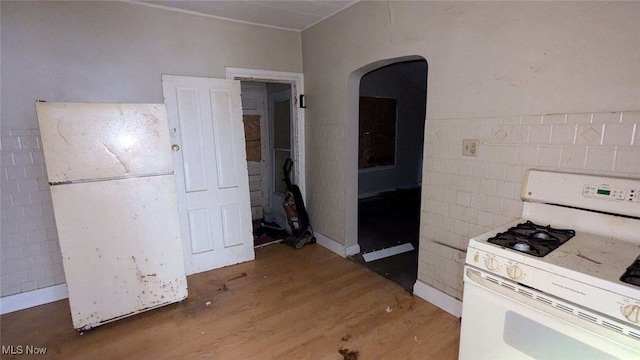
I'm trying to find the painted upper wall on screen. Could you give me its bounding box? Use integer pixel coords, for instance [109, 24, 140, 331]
[302, 1, 640, 123]
[1, 1, 302, 129]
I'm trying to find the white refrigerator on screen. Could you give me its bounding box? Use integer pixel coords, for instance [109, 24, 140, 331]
[36, 102, 188, 331]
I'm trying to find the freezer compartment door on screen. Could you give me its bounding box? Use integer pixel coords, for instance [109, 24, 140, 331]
[51, 175, 187, 330]
[36, 102, 174, 183]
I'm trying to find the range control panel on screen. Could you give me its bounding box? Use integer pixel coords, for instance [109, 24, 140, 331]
[582, 185, 638, 203]
[522, 170, 640, 218]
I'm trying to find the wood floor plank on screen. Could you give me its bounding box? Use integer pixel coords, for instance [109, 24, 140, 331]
[0, 244, 460, 359]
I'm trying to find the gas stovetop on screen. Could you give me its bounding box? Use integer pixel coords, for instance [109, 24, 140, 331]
[487, 220, 576, 257]
[471, 217, 640, 293]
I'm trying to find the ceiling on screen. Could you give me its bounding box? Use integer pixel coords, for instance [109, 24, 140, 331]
[132, 1, 359, 31]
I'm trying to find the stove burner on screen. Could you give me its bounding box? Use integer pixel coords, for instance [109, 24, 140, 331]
[532, 232, 552, 240]
[487, 221, 575, 257]
[620, 255, 640, 287]
[513, 242, 531, 252]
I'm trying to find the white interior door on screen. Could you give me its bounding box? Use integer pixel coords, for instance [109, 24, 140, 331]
[268, 88, 293, 229]
[162, 75, 254, 275]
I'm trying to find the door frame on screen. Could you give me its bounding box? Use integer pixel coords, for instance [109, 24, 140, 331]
[225, 67, 306, 203]
[267, 88, 293, 228]
[269, 88, 293, 195]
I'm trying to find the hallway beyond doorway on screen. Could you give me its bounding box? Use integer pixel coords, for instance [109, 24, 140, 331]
[352, 188, 421, 291]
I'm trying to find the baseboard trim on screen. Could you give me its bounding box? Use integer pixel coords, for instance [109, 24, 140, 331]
[363, 243, 413, 262]
[413, 280, 462, 318]
[315, 232, 347, 257]
[345, 244, 360, 256]
[358, 189, 395, 200]
[0, 283, 68, 315]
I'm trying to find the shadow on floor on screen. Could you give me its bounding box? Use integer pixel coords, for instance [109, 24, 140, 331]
[351, 188, 421, 291]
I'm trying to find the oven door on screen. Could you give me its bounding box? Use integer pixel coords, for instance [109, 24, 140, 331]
[459, 267, 640, 360]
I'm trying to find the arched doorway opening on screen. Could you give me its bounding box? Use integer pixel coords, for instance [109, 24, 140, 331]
[346, 57, 428, 291]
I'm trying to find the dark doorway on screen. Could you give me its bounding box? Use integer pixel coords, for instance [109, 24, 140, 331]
[352, 59, 428, 291]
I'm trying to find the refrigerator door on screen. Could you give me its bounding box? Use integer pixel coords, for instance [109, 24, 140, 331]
[36, 102, 174, 183]
[50, 175, 187, 330]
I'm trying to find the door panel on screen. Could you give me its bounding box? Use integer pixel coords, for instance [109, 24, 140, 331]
[176, 88, 208, 192]
[210, 89, 239, 188]
[221, 204, 243, 247]
[187, 208, 214, 254]
[163, 75, 255, 275]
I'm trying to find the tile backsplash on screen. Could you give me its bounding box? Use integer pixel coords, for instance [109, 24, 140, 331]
[418, 111, 640, 300]
[1, 129, 65, 297]
[1, 111, 638, 301]
[305, 124, 347, 243]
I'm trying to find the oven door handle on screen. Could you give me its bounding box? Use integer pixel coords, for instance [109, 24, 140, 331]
[465, 268, 640, 350]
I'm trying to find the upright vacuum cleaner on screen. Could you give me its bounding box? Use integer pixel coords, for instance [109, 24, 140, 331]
[282, 158, 316, 249]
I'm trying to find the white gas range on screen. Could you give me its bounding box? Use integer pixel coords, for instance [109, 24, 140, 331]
[459, 170, 640, 360]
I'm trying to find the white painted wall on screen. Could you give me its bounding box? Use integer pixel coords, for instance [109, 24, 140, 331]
[2, 1, 301, 129]
[312, 2, 639, 120]
[0, 1, 301, 299]
[301, 1, 640, 299]
[358, 60, 427, 198]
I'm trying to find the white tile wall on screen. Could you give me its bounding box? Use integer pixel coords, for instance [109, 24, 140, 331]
[305, 124, 346, 243]
[3, 111, 638, 300]
[1, 129, 65, 297]
[418, 111, 640, 300]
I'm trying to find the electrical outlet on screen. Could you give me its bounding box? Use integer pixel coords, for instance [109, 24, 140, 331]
[462, 139, 479, 156]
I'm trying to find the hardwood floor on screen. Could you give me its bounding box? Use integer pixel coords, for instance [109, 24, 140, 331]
[1, 244, 460, 359]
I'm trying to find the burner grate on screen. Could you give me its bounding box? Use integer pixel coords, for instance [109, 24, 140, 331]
[487, 221, 575, 257]
[620, 256, 640, 287]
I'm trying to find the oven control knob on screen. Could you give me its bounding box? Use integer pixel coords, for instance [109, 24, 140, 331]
[507, 265, 523, 280]
[622, 305, 640, 324]
[484, 257, 499, 271]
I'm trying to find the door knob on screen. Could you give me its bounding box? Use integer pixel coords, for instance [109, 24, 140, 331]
[171, 144, 180, 152]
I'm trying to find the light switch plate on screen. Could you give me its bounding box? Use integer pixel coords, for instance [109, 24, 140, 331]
[463, 139, 479, 156]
